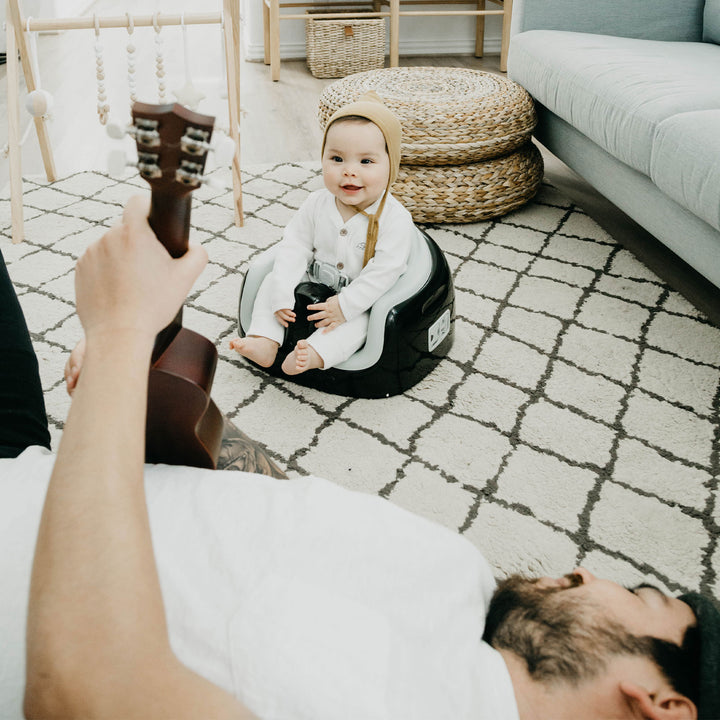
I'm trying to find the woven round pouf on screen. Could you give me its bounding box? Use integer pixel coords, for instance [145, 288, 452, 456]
[393, 142, 544, 224]
[318, 66, 537, 166]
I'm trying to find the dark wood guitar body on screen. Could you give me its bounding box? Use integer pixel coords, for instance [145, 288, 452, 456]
[131, 101, 222, 469]
[146, 325, 224, 468]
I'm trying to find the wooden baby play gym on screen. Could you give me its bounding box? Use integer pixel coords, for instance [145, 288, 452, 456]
[4, 0, 244, 243]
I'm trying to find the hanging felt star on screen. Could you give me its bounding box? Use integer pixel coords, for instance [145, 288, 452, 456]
[172, 13, 205, 111]
[173, 81, 205, 110]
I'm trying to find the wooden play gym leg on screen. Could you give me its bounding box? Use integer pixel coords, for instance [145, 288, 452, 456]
[6, 1, 24, 244]
[222, 0, 244, 226]
[6, 0, 57, 244]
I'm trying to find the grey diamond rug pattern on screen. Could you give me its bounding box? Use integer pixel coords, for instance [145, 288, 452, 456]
[2, 162, 719, 599]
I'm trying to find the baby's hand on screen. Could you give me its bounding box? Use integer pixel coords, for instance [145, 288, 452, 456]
[307, 295, 346, 332]
[64, 337, 86, 396]
[274, 308, 296, 327]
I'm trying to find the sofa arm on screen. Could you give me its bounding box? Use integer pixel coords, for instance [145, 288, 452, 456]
[511, 0, 705, 42]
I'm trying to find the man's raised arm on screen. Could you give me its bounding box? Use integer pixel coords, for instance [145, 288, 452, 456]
[24, 196, 255, 720]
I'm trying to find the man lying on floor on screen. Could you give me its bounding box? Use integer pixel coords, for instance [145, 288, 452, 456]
[1, 196, 718, 720]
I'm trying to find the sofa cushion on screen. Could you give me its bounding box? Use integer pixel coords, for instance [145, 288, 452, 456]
[511, 0, 705, 42]
[651, 110, 720, 232]
[705, 0, 720, 43]
[509, 31, 720, 176]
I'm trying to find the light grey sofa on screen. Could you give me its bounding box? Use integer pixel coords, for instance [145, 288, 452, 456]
[507, 0, 720, 289]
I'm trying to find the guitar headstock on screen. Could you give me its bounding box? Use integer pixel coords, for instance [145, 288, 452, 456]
[130, 102, 215, 195]
[127, 102, 215, 258]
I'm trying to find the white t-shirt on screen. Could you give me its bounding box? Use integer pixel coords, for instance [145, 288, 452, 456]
[0, 446, 519, 720]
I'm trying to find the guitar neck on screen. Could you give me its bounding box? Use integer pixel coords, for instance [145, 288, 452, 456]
[130, 102, 215, 361]
[149, 190, 193, 359]
[148, 191, 193, 259]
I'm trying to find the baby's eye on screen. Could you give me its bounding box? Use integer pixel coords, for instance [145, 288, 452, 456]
[331, 155, 343, 163]
[360, 158, 373, 164]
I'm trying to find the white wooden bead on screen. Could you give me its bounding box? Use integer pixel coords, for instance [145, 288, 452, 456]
[25, 89, 53, 117]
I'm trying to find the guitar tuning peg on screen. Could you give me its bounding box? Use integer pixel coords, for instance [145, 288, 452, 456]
[211, 135, 236, 167]
[107, 148, 134, 176]
[201, 173, 230, 191]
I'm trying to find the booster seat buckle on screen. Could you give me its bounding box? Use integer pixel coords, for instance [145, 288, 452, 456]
[309, 260, 348, 291]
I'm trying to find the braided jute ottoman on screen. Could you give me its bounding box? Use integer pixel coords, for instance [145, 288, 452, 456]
[318, 67, 544, 223]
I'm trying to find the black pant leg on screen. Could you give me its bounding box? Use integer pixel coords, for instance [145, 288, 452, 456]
[0, 247, 52, 458]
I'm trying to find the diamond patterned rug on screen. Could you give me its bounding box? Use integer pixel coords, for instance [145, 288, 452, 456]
[2, 162, 719, 598]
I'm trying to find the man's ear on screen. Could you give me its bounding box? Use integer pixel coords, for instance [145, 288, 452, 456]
[619, 682, 697, 720]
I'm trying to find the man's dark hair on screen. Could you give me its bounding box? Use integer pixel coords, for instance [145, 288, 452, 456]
[483, 574, 700, 705]
[648, 626, 700, 707]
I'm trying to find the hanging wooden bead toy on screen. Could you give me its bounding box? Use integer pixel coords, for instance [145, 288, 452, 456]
[153, 13, 166, 103]
[94, 14, 109, 125]
[24, 17, 53, 118]
[126, 12, 137, 104]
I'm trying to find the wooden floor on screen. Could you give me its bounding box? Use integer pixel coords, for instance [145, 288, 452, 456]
[2, 0, 719, 323]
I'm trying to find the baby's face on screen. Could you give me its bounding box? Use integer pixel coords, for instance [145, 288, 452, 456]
[322, 120, 390, 213]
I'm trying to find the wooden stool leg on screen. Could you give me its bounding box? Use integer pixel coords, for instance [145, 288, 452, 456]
[223, 0, 243, 226]
[475, 0, 486, 58]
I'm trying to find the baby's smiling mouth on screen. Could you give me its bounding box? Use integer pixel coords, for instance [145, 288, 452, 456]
[341, 184, 363, 191]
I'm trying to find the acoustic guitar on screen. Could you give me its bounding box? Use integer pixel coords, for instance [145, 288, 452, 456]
[130, 101, 223, 469]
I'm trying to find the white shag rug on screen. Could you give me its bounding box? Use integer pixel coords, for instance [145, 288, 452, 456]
[2, 162, 719, 598]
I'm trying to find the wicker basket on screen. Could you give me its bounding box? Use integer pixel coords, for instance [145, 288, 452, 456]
[392, 142, 544, 224]
[319, 67, 537, 165]
[306, 10, 386, 79]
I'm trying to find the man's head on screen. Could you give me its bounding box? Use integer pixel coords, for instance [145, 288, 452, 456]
[483, 568, 718, 719]
[678, 592, 720, 720]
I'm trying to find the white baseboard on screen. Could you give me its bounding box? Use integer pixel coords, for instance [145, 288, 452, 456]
[244, 37, 501, 62]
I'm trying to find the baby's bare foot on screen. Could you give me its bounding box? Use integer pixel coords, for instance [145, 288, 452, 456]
[281, 339, 324, 375]
[229, 336, 279, 367]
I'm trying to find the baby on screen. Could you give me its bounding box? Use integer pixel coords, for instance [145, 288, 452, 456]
[230, 92, 416, 375]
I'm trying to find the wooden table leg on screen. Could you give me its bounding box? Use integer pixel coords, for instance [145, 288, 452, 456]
[262, 0, 270, 65]
[475, 0, 486, 58]
[500, 0, 512, 72]
[389, 0, 399, 67]
[269, 0, 281, 81]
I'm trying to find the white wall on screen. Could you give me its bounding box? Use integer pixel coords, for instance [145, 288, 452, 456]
[1, 1, 95, 52]
[240, 0, 504, 62]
